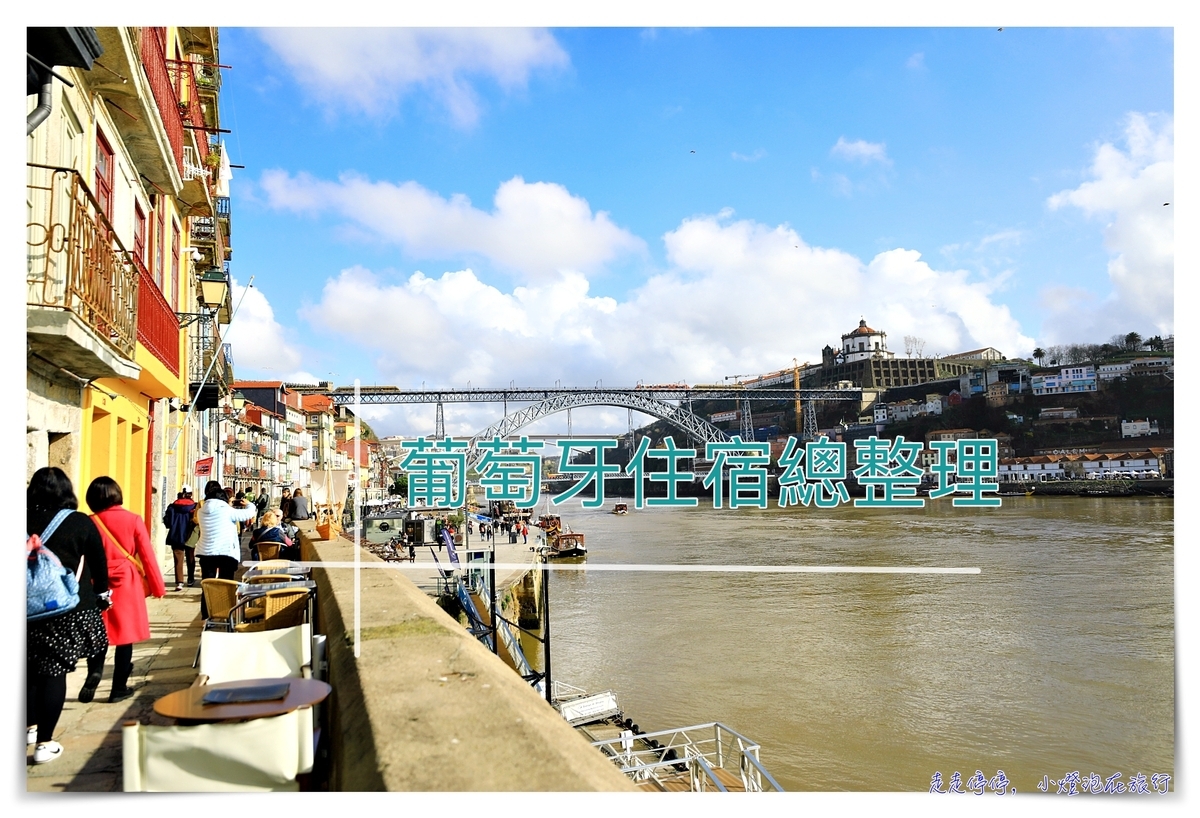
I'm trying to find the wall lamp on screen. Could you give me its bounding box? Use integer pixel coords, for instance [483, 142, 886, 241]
[176, 269, 229, 328]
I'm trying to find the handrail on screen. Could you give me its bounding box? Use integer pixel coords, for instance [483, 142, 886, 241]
[590, 720, 784, 792]
[27, 163, 139, 360]
[692, 754, 728, 792]
[739, 748, 784, 792]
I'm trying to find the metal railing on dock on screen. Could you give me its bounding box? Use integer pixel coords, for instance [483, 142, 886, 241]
[590, 721, 784, 792]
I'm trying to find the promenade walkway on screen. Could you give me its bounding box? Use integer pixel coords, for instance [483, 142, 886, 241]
[25, 586, 204, 791]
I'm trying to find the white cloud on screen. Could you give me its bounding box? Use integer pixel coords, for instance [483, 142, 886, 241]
[978, 229, 1023, 248]
[259, 171, 646, 283]
[224, 282, 304, 375]
[732, 149, 766, 162]
[906, 52, 925, 70]
[255, 28, 568, 127]
[830, 136, 891, 165]
[298, 213, 1032, 437]
[1045, 113, 1173, 339]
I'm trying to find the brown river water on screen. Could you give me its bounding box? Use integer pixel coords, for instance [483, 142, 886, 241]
[533, 496, 1174, 792]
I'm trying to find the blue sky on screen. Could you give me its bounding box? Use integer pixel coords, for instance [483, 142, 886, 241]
[216, 27, 1174, 436]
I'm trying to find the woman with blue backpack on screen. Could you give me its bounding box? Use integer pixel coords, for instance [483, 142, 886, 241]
[26, 467, 110, 765]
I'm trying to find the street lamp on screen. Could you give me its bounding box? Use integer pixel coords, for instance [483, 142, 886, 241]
[177, 269, 229, 327]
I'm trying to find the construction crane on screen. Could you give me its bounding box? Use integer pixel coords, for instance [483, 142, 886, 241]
[724, 374, 757, 441]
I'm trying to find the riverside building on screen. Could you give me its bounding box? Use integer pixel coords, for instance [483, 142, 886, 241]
[26, 26, 235, 551]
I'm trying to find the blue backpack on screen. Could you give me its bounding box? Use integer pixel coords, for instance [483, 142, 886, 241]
[27, 509, 82, 621]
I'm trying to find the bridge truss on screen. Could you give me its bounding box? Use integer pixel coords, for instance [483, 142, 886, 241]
[314, 386, 862, 460]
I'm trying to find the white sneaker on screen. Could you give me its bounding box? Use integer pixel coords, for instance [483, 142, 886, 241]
[33, 741, 63, 764]
[27, 726, 37, 746]
[175, 583, 184, 592]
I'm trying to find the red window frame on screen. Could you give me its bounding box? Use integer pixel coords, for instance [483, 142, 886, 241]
[133, 202, 147, 267]
[95, 130, 115, 221]
[171, 220, 181, 310]
[157, 203, 168, 290]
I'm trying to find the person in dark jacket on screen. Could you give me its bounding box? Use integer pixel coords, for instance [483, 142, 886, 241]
[26, 467, 111, 765]
[250, 509, 297, 560]
[163, 487, 197, 592]
[288, 488, 310, 521]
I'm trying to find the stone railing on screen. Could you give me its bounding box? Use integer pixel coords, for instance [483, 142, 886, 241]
[295, 522, 635, 791]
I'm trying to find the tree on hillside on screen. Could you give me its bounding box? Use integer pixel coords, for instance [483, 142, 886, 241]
[1032, 347, 1045, 366]
[1124, 332, 1143, 350]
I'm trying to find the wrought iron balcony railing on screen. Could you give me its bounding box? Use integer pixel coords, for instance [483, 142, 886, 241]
[27, 164, 139, 360]
[138, 27, 184, 176]
[134, 257, 180, 376]
[165, 57, 210, 167]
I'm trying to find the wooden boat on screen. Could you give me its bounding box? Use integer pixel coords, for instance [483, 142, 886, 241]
[612, 502, 629, 515]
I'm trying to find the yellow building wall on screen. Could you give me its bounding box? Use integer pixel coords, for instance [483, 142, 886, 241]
[81, 382, 151, 519]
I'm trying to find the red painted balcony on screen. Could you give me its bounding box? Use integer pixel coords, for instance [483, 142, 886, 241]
[139, 27, 184, 176]
[166, 58, 210, 167]
[134, 257, 179, 376]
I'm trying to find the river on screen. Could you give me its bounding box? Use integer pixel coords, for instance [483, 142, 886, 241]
[540, 496, 1174, 792]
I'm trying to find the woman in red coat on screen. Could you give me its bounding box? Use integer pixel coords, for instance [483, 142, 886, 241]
[84, 477, 166, 703]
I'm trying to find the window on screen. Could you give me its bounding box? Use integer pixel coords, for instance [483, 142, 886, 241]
[133, 203, 147, 268]
[95, 130, 114, 221]
[171, 221, 181, 309]
[157, 203, 167, 290]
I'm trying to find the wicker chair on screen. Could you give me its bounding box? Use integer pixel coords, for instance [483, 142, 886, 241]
[194, 579, 241, 667]
[257, 542, 282, 561]
[239, 574, 296, 620]
[233, 588, 311, 633]
[255, 559, 295, 573]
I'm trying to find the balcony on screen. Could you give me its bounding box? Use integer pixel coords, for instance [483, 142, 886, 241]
[27, 164, 140, 380]
[138, 27, 184, 176]
[167, 58, 211, 167]
[134, 258, 180, 377]
[189, 324, 232, 410]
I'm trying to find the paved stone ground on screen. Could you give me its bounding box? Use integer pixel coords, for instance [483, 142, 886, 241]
[25, 585, 205, 792]
[26, 529, 259, 792]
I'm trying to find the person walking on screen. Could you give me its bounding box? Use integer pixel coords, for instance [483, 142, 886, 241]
[163, 486, 198, 591]
[254, 486, 269, 524]
[195, 480, 257, 618]
[85, 477, 166, 703]
[521, 523, 528, 544]
[26, 467, 110, 765]
[289, 488, 310, 521]
[233, 490, 252, 535]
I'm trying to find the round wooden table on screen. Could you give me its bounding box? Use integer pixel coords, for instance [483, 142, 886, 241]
[154, 678, 332, 723]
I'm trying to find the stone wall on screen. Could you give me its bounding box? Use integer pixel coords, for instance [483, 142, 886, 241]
[26, 355, 83, 483]
[297, 522, 636, 792]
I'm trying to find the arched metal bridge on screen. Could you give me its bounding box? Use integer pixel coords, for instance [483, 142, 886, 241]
[304, 385, 863, 458]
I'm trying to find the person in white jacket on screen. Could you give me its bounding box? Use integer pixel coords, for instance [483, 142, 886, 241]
[195, 480, 257, 617]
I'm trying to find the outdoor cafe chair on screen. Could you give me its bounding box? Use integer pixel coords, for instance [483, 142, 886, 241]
[257, 542, 282, 561]
[122, 708, 313, 791]
[194, 579, 240, 667]
[232, 588, 312, 633]
[193, 623, 327, 759]
[195, 623, 313, 687]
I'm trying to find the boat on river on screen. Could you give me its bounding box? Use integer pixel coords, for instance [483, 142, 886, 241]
[612, 502, 629, 515]
[536, 513, 587, 559]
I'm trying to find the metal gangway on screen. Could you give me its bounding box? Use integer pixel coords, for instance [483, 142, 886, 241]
[589, 721, 785, 792]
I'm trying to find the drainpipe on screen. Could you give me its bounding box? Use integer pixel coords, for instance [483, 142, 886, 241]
[27, 66, 54, 135]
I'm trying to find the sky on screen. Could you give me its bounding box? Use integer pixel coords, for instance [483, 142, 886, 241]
[215, 26, 1174, 437]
